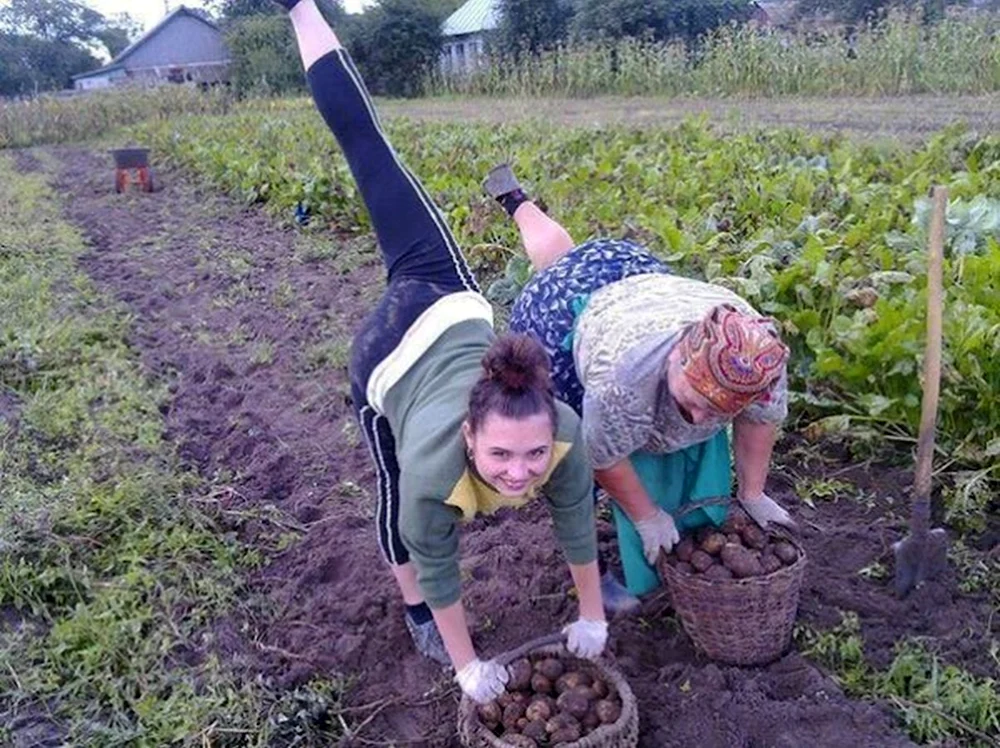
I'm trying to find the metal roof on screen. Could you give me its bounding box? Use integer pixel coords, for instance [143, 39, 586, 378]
[442, 0, 501, 37]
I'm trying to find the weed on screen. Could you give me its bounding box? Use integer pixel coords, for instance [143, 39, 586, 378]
[798, 611, 1000, 746]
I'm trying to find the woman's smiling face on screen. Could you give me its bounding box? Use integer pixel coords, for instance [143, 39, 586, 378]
[462, 411, 554, 496]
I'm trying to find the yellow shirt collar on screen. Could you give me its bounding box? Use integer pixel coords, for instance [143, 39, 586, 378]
[444, 441, 574, 521]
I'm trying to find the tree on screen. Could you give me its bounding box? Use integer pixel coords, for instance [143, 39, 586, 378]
[96, 12, 143, 58]
[347, 0, 443, 97]
[0, 31, 98, 95]
[497, 0, 572, 56]
[0, 0, 141, 95]
[213, 0, 345, 22]
[570, 0, 752, 44]
[225, 15, 304, 95]
[794, 0, 970, 24]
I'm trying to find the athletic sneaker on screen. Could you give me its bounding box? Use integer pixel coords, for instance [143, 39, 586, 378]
[404, 613, 451, 666]
[601, 571, 641, 614]
[483, 163, 521, 199]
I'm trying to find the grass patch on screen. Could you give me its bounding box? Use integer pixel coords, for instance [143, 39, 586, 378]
[797, 613, 1000, 746]
[0, 155, 344, 745]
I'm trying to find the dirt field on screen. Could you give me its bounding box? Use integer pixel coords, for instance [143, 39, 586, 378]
[379, 94, 1000, 143]
[12, 145, 997, 746]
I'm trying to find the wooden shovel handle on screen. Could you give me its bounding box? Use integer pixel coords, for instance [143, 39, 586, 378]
[912, 186, 947, 531]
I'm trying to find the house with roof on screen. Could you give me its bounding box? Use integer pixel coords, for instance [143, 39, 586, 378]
[440, 0, 501, 75]
[72, 6, 230, 91]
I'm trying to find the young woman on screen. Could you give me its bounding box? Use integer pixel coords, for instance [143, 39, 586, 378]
[484, 164, 794, 601]
[278, 1, 607, 704]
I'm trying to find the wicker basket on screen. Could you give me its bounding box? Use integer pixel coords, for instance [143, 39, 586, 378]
[657, 534, 807, 666]
[457, 634, 639, 748]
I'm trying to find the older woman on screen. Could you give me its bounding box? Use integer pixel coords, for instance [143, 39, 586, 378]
[486, 164, 794, 600]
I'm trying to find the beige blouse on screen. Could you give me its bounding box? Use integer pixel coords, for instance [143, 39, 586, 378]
[573, 274, 788, 470]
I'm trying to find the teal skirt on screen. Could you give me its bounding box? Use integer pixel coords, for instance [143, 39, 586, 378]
[611, 430, 732, 596]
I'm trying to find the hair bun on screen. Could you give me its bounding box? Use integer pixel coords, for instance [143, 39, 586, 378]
[481, 334, 551, 394]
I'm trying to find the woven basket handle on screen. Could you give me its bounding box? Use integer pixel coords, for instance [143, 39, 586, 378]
[671, 495, 731, 520]
[494, 632, 566, 666]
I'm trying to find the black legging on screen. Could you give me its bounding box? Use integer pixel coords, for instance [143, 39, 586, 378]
[306, 49, 481, 565]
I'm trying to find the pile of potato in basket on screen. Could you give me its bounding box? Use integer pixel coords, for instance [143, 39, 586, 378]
[476, 654, 623, 746]
[663, 510, 800, 579]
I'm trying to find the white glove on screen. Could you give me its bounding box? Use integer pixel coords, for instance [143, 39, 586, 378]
[562, 618, 608, 660]
[455, 658, 509, 704]
[634, 509, 680, 565]
[739, 492, 796, 530]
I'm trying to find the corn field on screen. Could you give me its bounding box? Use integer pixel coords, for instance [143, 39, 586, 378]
[0, 86, 235, 150]
[429, 13, 1000, 98]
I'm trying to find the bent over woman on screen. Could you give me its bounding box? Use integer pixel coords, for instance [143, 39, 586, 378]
[484, 164, 793, 602]
[278, 0, 607, 704]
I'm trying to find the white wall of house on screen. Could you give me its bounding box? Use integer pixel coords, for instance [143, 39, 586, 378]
[75, 75, 112, 91]
[441, 35, 487, 75]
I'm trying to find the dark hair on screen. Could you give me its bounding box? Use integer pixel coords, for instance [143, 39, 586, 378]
[467, 334, 558, 434]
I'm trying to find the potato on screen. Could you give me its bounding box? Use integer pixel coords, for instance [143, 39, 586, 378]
[503, 736, 537, 748]
[508, 659, 533, 691]
[726, 532, 743, 546]
[595, 699, 622, 724]
[760, 552, 783, 575]
[740, 524, 767, 550]
[503, 703, 526, 730]
[675, 537, 696, 562]
[721, 512, 749, 533]
[550, 725, 582, 744]
[703, 564, 734, 581]
[690, 549, 714, 572]
[546, 712, 580, 734]
[555, 670, 591, 694]
[500, 691, 528, 709]
[477, 701, 501, 729]
[699, 532, 727, 556]
[556, 690, 590, 720]
[525, 698, 553, 723]
[530, 673, 553, 695]
[590, 678, 609, 699]
[582, 709, 601, 730]
[721, 542, 764, 578]
[773, 541, 799, 565]
[523, 719, 548, 742]
[535, 657, 565, 681]
[675, 561, 695, 575]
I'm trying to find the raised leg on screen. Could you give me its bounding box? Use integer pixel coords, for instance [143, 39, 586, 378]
[484, 163, 575, 272]
[512, 202, 576, 272]
[290, 0, 477, 292]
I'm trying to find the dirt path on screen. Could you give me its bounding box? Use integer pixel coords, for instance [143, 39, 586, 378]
[379, 94, 1000, 142]
[23, 146, 997, 746]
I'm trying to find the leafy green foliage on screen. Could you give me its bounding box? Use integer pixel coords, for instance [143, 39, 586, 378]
[0, 0, 142, 94]
[0, 86, 234, 149]
[348, 0, 444, 97]
[497, 0, 572, 56]
[129, 110, 1000, 492]
[225, 14, 305, 96]
[432, 13, 1000, 97]
[570, 0, 752, 43]
[798, 613, 1000, 745]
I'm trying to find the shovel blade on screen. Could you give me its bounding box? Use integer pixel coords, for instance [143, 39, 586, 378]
[893, 528, 948, 597]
